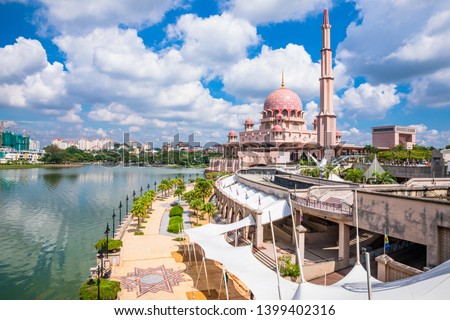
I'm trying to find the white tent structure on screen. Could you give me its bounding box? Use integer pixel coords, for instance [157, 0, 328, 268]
[186, 175, 298, 299]
[293, 260, 450, 300]
[187, 175, 450, 300]
[363, 155, 385, 181]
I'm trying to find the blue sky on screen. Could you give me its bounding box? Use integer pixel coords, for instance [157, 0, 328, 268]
[0, 0, 449, 148]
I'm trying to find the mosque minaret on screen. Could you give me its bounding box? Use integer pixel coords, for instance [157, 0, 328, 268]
[216, 9, 344, 170]
[316, 8, 337, 151]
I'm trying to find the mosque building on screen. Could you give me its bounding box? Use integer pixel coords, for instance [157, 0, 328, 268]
[214, 9, 351, 172]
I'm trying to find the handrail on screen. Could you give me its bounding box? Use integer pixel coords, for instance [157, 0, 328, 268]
[291, 194, 353, 215]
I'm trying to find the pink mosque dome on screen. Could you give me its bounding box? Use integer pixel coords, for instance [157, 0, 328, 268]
[263, 87, 302, 111]
[272, 124, 283, 132]
[245, 117, 254, 125]
[228, 130, 237, 136]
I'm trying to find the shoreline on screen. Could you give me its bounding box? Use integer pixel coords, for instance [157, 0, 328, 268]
[0, 163, 84, 170]
[0, 163, 207, 171]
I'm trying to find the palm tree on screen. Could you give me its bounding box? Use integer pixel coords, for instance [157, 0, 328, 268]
[190, 198, 203, 223]
[194, 178, 214, 203]
[344, 168, 364, 183]
[174, 185, 185, 201]
[201, 202, 217, 221]
[130, 199, 146, 230]
[368, 171, 396, 184]
[158, 180, 171, 197]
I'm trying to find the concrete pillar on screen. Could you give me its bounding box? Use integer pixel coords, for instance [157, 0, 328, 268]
[375, 254, 390, 282]
[338, 222, 350, 264]
[255, 211, 264, 248]
[296, 225, 307, 265]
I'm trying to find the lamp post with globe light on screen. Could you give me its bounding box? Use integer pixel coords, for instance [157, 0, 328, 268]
[118, 201, 122, 224]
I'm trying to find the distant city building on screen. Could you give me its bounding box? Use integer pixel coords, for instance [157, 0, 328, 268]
[162, 142, 173, 152]
[52, 138, 114, 150]
[0, 150, 44, 164]
[372, 125, 416, 149]
[0, 130, 30, 151]
[29, 139, 40, 151]
[170, 133, 201, 150]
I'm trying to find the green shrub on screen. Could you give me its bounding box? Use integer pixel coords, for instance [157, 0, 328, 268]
[169, 215, 183, 224]
[79, 278, 121, 300]
[169, 205, 183, 217]
[134, 231, 144, 235]
[167, 223, 183, 234]
[95, 239, 123, 252]
[278, 254, 300, 278]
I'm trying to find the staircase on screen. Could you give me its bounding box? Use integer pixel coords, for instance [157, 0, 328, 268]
[349, 231, 382, 255]
[252, 247, 276, 271]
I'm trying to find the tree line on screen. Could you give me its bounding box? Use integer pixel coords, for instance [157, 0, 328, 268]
[42, 145, 222, 166]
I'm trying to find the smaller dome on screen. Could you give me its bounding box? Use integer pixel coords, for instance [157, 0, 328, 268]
[245, 118, 254, 125]
[336, 130, 342, 137]
[228, 130, 237, 136]
[272, 125, 283, 132]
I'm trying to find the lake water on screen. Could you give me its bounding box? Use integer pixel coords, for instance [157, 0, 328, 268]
[0, 165, 204, 300]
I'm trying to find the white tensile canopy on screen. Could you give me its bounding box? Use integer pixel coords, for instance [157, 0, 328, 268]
[294, 260, 450, 300]
[185, 216, 298, 300]
[187, 175, 450, 300]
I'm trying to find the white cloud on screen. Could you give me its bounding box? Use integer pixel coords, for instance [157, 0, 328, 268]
[339, 127, 371, 146]
[223, 0, 331, 25]
[386, 10, 450, 63]
[57, 104, 83, 123]
[0, 60, 66, 108]
[303, 101, 318, 129]
[167, 13, 259, 72]
[53, 27, 203, 105]
[36, 0, 183, 35]
[407, 67, 450, 108]
[223, 44, 321, 103]
[0, 37, 48, 82]
[96, 128, 108, 137]
[337, 1, 450, 83]
[410, 124, 450, 148]
[335, 83, 401, 119]
[128, 126, 141, 133]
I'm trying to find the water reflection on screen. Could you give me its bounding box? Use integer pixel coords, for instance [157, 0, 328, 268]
[0, 165, 204, 299]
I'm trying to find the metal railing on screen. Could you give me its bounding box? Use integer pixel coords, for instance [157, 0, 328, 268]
[291, 194, 353, 215]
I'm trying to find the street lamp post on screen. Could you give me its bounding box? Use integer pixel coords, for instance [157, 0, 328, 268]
[104, 223, 110, 259]
[133, 190, 136, 202]
[112, 209, 116, 239]
[140, 186, 143, 197]
[125, 195, 129, 217]
[118, 201, 122, 224]
[97, 264, 101, 300]
[154, 181, 157, 192]
[97, 250, 104, 278]
[147, 183, 150, 192]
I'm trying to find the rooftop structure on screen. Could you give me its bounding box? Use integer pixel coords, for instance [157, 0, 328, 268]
[372, 125, 416, 149]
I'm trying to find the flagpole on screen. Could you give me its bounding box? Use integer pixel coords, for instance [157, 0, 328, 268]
[355, 189, 361, 265]
[269, 210, 282, 300]
[384, 228, 386, 255]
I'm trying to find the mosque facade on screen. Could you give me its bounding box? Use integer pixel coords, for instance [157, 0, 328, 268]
[216, 9, 346, 171]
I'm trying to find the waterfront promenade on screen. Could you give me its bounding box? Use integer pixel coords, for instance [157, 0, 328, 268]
[110, 187, 248, 300]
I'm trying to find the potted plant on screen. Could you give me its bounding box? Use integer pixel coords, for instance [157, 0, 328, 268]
[278, 254, 300, 282]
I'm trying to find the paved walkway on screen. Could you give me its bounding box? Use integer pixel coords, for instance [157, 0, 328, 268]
[110, 188, 248, 300]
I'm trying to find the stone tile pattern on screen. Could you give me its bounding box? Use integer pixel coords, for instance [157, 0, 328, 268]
[119, 265, 188, 297]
